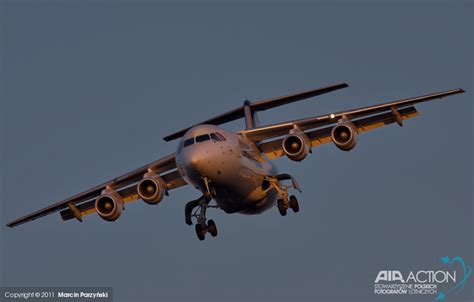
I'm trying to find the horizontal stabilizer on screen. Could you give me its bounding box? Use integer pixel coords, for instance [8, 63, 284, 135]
[163, 83, 349, 141]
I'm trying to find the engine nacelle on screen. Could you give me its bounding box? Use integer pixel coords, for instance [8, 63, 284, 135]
[95, 189, 124, 221]
[282, 132, 311, 161]
[137, 172, 166, 205]
[331, 121, 359, 151]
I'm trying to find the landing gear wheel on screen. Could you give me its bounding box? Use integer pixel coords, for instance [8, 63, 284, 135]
[289, 195, 299, 213]
[207, 219, 218, 237]
[195, 223, 206, 241]
[277, 199, 287, 216]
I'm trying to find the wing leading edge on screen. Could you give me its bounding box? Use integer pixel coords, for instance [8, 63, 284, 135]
[259, 106, 419, 159]
[7, 153, 186, 228]
[6, 86, 465, 228]
[242, 88, 465, 143]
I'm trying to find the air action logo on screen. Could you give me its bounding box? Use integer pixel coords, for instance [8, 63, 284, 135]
[373, 256, 471, 300]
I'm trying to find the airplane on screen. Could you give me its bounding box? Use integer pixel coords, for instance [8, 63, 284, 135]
[6, 83, 465, 240]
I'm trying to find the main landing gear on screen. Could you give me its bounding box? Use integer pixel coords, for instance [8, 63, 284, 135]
[266, 174, 301, 217]
[277, 195, 300, 216]
[185, 194, 218, 241]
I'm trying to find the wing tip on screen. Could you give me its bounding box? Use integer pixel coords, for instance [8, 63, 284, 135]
[325, 82, 349, 91]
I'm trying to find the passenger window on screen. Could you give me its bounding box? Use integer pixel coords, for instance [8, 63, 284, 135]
[184, 138, 194, 147]
[216, 132, 227, 141]
[210, 133, 221, 142]
[195, 134, 210, 143]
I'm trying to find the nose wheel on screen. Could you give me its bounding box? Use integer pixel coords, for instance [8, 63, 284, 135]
[185, 195, 219, 241]
[207, 219, 218, 237]
[195, 223, 206, 241]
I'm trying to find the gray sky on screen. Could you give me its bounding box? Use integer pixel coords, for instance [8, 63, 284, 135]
[1, 2, 472, 302]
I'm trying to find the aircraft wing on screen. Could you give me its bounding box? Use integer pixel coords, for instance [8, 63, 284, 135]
[251, 89, 464, 159]
[7, 153, 186, 227]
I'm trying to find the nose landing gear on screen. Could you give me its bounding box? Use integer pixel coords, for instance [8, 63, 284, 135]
[185, 194, 218, 241]
[207, 219, 218, 237]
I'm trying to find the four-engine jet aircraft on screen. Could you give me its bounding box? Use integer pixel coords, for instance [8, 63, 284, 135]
[7, 83, 465, 240]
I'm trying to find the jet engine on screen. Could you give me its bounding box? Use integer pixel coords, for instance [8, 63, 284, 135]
[331, 121, 359, 151]
[282, 132, 311, 161]
[95, 189, 124, 221]
[137, 172, 166, 205]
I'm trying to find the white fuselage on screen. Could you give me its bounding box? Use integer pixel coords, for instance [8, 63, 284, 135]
[175, 124, 278, 214]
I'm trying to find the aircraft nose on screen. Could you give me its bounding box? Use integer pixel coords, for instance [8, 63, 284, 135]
[181, 141, 228, 182]
[187, 151, 208, 175]
[185, 145, 223, 178]
[190, 156, 203, 171]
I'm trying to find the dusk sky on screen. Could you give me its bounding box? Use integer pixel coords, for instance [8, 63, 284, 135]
[1, 2, 472, 302]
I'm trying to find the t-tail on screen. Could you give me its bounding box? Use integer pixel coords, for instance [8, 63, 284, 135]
[162, 82, 349, 141]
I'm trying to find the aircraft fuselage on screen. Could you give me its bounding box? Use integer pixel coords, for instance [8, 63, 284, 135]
[175, 124, 278, 214]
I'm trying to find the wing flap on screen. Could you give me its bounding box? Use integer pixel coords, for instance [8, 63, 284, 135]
[59, 185, 139, 221]
[7, 154, 181, 227]
[260, 106, 418, 160]
[310, 106, 419, 147]
[244, 89, 463, 142]
[59, 170, 187, 222]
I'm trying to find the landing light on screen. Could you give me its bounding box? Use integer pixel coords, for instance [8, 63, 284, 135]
[330, 114, 336, 119]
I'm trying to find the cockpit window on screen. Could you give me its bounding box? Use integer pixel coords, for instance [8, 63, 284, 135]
[210, 133, 222, 142]
[215, 132, 227, 141]
[184, 133, 222, 147]
[195, 134, 210, 143]
[183, 138, 194, 147]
